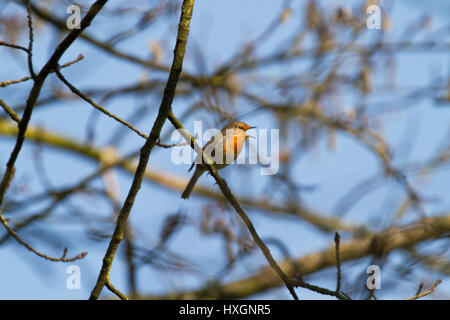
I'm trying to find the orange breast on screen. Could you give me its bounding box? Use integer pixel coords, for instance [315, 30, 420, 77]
[222, 134, 239, 157]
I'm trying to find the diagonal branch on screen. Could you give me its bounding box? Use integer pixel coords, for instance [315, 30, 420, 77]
[0, 0, 108, 208]
[0, 54, 84, 88]
[167, 112, 298, 300]
[88, 0, 195, 300]
[0, 0, 109, 262]
[0, 99, 21, 123]
[55, 69, 149, 140]
[0, 215, 87, 262]
[54, 68, 182, 149]
[405, 280, 442, 300]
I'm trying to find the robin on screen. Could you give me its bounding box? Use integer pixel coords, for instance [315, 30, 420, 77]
[181, 121, 256, 199]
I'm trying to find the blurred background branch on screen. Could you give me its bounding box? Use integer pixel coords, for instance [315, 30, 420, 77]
[0, 0, 448, 299]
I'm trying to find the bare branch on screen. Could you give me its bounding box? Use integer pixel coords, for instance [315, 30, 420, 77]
[0, 214, 87, 262]
[25, 0, 36, 79]
[0, 0, 108, 208]
[0, 0, 108, 263]
[0, 54, 84, 88]
[143, 215, 450, 299]
[0, 99, 20, 123]
[405, 280, 442, 300]
[335, 232, 342, 293]
[89, 0, 195, 300]
[167, 111, 299, 300]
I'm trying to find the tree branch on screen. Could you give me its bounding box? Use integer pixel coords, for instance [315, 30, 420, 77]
[143, 215, 449, 299]
[167, 111, 298, 300]
[0, 0, 108, 208]
[0, 215, 87, 262]
[0, 0, 108, 262]
[405, 280, 442, 300]
[88, 0, 195, 300]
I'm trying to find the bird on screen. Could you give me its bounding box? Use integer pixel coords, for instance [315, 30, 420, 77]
[181, 121, 256, 199]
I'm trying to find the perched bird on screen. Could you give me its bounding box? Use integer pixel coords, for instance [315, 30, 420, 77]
[181, 121, 255, 199]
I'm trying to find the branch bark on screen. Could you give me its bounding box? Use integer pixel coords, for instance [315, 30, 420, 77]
[88, 0, 195, 300]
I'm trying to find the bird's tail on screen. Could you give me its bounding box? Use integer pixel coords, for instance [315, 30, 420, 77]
[181, 167, 204, 199]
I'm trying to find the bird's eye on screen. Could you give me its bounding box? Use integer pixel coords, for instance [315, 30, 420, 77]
[239, 126, 244, 130]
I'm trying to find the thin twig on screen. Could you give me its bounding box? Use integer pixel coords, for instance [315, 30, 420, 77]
[56, 67, 186, 149]
[25, 0, 36, 79]
[293, 232, 350, 300]
[366, 288, 378, 300]
[55, 69, 149, 140]
[0, 41, 28, 52]
[0, 214, 87, 262]
[414, 282, 424, 297]
[335, 232, 342, 293]
[0, 54, 85, 88]
[405, 280, 442, 300]
[296, 280, 347, 299]
[105, 277, 128, 300]
[0, 99, 21, 123]
[0, 75, 35, 88]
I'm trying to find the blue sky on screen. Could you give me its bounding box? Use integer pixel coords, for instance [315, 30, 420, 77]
[0, 0, 449, 299]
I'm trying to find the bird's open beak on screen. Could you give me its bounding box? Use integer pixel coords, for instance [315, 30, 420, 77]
[246, 126, 256, 138]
